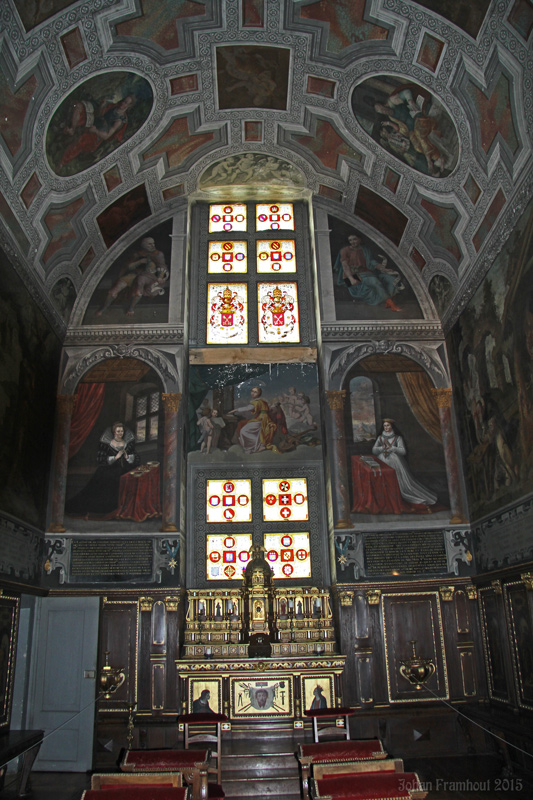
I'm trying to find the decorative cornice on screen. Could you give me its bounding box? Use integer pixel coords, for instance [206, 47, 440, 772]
[521, 573, 533, 592]
[321, 321, 443, 341]
[64, 325, 184, 346]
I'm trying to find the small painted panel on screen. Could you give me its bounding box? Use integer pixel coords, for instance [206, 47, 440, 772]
[262, 478, 309, 522]
[206, 534, 252, 581]
[256, 203, 294, 231]
[206, 479, 252, 523]
[258, 283, 299, 343]
[209, 204, 247, 232]
[302, 675, 334, 711]
[189, 678, 222, 714]
[416, 33, 444, 73]
[208, 241, 247, 273]
[256, 240, 296, 273]
[352, 76, 459, 178]
[232, 676, 292, 717]
[264, 533, 311, 579]
[46, 72, 153, 177]
[216, 46, 289, 110]
[207, 284, 248, 344]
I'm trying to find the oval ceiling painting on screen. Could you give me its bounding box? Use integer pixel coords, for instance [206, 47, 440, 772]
[46, 72, 153, 177]
[352, 76, 459, 178]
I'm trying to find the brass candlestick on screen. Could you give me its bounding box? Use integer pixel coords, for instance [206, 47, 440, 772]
[99, 651, 126, 699]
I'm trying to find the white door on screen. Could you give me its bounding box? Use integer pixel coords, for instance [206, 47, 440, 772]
[28, 596, 99, 771]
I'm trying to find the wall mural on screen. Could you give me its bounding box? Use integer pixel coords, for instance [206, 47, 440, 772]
[200, 154, 305, 188]
[216, 46, 290, 110]
[352, 77, 459, 178]
[328, 215, 422, 321]
[429, 274, 454, 318]
[188, 363, 321, 462]
[83, 219, 172, 325]
[345, 355, 449, 519]
[448, 199, 533, 521]
[0, 250, 61, 528]
[64, 358, 163, 533]
[46, 72, 153, 177]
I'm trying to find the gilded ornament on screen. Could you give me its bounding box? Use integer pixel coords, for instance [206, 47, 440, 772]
[326, 390, 346, 410]
[439, 586, 455, 602]
[431, 388, 452, 409]
[521, 573, 533, 591]
[162, 392, 182, 413]
[338, 590, 354, 607]
[140, 596, 154, 612]
[365, 589, 381, 606]
[465, 585, 478, 600]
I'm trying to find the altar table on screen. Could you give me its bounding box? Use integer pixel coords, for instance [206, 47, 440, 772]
[117, 463, 161, 522]
[351, 456, 429, 515]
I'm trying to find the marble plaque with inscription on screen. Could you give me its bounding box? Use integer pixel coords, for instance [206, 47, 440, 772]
[365, 531, 447, 577]
[70, 538, 153, 583]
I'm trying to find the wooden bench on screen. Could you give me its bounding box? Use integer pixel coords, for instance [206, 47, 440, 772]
[91, 772, 184, 789]
[311, 770, 427, 800]
[121, 749, 211, 800]
[297, 739, 387, 800]
[312, 758, 404, 781]
[304, 708, 355, 742]
[82, 789, 189, 800]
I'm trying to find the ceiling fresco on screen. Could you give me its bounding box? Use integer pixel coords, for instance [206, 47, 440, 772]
[0, 0, 531, 335]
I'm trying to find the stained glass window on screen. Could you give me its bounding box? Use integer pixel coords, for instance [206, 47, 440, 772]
[256, 203, 294, 231]
[206, 479, 252, 523]
[263, 533, 311, 579]
[262, 478, 309, 521]
[257, 282, 300, 343]
[207, 283, 248, 344]
[208, 241, 248, 273]
[207, 534, 252, 580]
[256, 240, 296, 273]
[209, 204, 247, 232]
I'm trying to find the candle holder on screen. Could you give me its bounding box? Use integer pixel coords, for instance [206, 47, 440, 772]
[399, 640, 435, 689]
[99, 651, 126, 699]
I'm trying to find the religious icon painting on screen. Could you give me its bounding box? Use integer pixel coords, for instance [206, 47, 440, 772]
[206, 480, 252, 523]
[264, 533, 311, 579]
[188, 678, 222, 715]
[256, 203, 294, 231]
[206, 534, 252, 580]
[258, 283, 300, 343]
[209, 204, 247, 232]
[231, 676, 293, 718]
[207, 284, 248, 344]
[262, 478, 309, 522]
[256, 240, 297, 273]
[208, 241, 248, 273]
[302, 674, 334, 712]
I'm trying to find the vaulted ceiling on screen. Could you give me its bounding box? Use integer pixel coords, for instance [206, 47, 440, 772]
[0, 0, 531, 337]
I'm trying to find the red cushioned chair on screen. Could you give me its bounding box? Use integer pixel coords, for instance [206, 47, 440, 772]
[297, 740, 387, 800]
[121, 749, 210, 800]
[91, 772, 183, 789]
[311, 770, 427, 800]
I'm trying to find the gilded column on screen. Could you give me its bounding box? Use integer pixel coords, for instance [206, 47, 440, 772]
[432, 388, 467, 523]
[47, 394, 76, 533]
[161, 392, 181, 532]
[326, 390, 352, 529]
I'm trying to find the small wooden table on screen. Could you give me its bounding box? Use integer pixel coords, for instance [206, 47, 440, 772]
[0, 729, 44, 797]
[304, 707, 355, 742]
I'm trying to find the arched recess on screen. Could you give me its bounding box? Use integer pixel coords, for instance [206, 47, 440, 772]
[48, 346, 181, 533]
[325, 342, 467, 526]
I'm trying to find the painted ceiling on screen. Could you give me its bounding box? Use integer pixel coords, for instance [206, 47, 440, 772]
[0, 0, 531, 336]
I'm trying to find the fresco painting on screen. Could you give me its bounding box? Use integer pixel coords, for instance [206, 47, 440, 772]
[64, 358, 164, 533]
[200, 154, 304, 188]
[14, 0, 77, 31]
[84, 219, 172, 325]
[429, 274, 454, 318]
[328, 215, 422, 321]
[115, 0, 207, 50]
[0, 250, 61, 528]
[345, 356, 449, 520]
[216, 46, 290, 110]
[96, 184, 151, 248]
[297, 1, 389, 52]
[352, 76, 459, 178]
[0, 71, 37, 157]
[52, 277, 76, 323]
[189, 364, 321, 462]
[46, 72, 153, 177]
[448, 200, 533, 521]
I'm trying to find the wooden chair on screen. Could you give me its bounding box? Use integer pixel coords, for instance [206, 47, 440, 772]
[304, 707, 355, 742]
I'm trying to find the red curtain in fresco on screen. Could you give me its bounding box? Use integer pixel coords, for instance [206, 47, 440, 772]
[68, 383, 106, 459]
